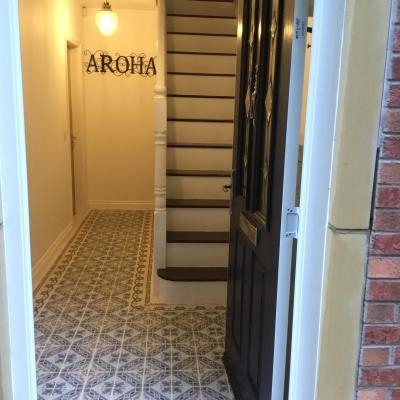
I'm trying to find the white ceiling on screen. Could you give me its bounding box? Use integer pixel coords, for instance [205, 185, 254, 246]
[82, 0, 156, 10]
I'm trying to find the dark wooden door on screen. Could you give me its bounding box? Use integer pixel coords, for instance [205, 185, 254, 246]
[224, 0, 301, 398]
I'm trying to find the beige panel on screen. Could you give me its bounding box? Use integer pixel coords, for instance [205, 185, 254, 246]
[316, 230, 368, 400]
[329, 0, 391, 229]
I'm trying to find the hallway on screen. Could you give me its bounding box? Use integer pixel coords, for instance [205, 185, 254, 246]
[34, 211, 233, 399]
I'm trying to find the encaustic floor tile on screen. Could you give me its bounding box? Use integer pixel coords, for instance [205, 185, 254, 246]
[35, 210, 234, 399]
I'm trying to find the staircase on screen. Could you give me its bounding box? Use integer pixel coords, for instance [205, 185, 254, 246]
[156, 0, 237, 299]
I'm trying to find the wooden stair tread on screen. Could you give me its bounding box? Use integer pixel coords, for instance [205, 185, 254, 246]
[167, 142, 232, 149]
[157, 267, 228, 282]
[167, 199, 229, 208]
[167, 231, 229, 243]
[167, 169, 231, 177]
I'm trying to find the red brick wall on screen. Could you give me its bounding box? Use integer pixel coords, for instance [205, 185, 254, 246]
[358, 3, 400, 399]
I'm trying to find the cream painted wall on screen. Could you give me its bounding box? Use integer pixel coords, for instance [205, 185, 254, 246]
[315, 0, 391, 398]
[19, 0, 85, 267]
[83, 7, 156, 209]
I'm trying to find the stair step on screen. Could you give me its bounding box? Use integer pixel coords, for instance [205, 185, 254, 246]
[167, 32, 236, 37]
[167, 231, 229, 243]
[167, 142, 232, 148]
[167, 241, 228, 267]
[168, 94, 234, 99]
[168, 121, 233, 144]
[167, 33, 237, 54]
[168, 72, 235, 76]
[168, 74, 235, 97]
[167, 53, 236, 75]
[168, 97, 234, 120]
[167, 146, 232, 170]
[167, 199, 229, 208]
[167, 175, 230, 200]
[167, 169, 231, 177]
[167, 207, 229, 231]
[167, 0, 236, 18]
[168, 118, 234, 123]
[158, 267, 228, 282]
[167, 16, 237, 35]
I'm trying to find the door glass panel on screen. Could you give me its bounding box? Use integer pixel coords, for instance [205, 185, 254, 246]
[240, 0, 257, 197]
[258, 1, 279, 217]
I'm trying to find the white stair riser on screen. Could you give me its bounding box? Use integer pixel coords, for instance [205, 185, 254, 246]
[167, 147, 232, 170]
[167, 208, 230, 231]
[154, 279, 227, 304]
[167, 176, 230, 199]
[168, 97, 234, 120]
[167, 54, 236, 74]
[168, 75, 235, 97]
[167, 16, 237, 35]
[167, 0, 236, 17]
[168, 121, 233, 144]
[167, 242, 229, 267]
[168, 34, 236, 54]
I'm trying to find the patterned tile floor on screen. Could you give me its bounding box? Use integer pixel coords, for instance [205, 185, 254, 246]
[34, 210, 234, 399]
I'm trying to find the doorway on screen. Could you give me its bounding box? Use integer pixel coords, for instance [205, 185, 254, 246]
[0, 0, 346, 398]
[66, 40, 85, 218]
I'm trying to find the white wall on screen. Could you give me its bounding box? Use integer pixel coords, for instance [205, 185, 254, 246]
[83, 6, 156, 210]
[19, 0, 85, 271]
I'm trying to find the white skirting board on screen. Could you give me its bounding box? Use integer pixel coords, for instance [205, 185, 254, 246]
[88, 200, 154, 210]
[32, 209, 90, 291]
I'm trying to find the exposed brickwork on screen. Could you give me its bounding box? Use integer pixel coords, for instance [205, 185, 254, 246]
[358, 4, 400, 399]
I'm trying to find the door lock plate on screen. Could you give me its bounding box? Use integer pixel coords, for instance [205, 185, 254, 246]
[284, 207, 300, 239]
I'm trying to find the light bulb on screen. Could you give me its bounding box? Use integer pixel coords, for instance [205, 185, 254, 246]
[96, 2, 118, 37]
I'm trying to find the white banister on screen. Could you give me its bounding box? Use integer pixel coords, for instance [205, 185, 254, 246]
[152, 0, 167, 298]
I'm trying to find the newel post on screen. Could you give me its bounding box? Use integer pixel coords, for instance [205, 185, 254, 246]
[153, 0, 167, 285]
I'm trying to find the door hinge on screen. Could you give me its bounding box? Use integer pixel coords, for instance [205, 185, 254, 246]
[283, 207, 300, 239]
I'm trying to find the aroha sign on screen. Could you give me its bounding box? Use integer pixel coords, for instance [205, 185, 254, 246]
[84, 50, 156, 77]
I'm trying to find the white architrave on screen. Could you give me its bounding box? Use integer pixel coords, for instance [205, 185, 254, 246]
[0, 0, 37, 398]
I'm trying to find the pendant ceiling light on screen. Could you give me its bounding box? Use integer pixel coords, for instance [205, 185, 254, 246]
[96, 1, 118, 37]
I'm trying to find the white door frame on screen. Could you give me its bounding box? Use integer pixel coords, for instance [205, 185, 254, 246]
[0, 0, 37, 398]
[0, 0, 345, 399]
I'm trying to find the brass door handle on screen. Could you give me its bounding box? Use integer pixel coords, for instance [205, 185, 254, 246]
[223, 184, 232, 192]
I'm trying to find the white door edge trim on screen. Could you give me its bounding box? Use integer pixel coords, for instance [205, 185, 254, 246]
[288, 0, 346, 399]
[271, 0, 308, 398]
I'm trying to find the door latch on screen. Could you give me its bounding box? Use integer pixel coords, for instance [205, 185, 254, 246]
[283, 207, 300, 239]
